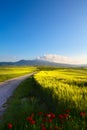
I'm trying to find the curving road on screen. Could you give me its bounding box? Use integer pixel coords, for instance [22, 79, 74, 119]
[0, 72, 37, 116]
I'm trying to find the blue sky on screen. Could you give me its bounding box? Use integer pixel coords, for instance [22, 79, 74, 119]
[0, 0, 87, 63]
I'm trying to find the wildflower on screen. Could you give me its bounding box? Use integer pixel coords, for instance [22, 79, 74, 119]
[44, 113, 48, 117]
[80, 112, 86, 117]
[26, 116, 36, 125]
[50, 113, 55, 119]
[63, 113, 69, 119]
[47, 113, 55, 119]
[26, 116, 33, 121]
[47, 113, 51, 118]
[41, 126, 46, 130]
[30, 120, 36, 125]
[48, 118, 52, 123]
[58, 114, 64, 120]
[7, 123, 13, 129]
[38, 112, 43, 115]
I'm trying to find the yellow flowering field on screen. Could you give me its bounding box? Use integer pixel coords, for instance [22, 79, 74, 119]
[34, 68, 87, 112]
[0, 66, 37, 82]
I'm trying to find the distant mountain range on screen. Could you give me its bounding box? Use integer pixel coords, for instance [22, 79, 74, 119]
[0, 59, 87, 67]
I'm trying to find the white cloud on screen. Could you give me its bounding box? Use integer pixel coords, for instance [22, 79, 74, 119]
[37, 54, 87, 64]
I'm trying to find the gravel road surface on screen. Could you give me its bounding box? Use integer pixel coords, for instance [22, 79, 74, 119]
[0, 72, 36, 116]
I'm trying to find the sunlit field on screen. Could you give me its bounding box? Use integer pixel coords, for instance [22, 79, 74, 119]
[0, 67, 87, 130]
[34, 68, 87, 129]
[34, 68, 87, 112]
[0, 66, 37, 82]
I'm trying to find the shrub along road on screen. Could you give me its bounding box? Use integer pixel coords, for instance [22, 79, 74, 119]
[0, 72, 37, 116]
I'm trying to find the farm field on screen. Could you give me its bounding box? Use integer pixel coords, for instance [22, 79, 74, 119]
[0, 67, 87, 130]
[35, 68, 87, 112]
[0, 66, 37, 82]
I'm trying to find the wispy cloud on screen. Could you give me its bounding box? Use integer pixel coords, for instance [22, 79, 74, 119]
[37, 54, 87, 64]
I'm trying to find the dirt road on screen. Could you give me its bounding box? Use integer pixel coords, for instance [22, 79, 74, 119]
[0, 72, 36, 116]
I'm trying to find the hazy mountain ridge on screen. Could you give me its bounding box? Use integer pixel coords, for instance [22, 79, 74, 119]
[0, 59, 87, 67]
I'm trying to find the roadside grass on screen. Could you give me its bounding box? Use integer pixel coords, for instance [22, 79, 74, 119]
[0, 76, 50, 130]
[0, 66, 37, 82]
[0, 68, 87, 130]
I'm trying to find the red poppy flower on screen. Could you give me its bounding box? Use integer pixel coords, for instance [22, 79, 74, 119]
[63, 113, 69, 119]
[44, 113, 48, 117]
[48, 118, 52, 123]
[42, 126, 46, 130]
[7, 123, 13, 129]
[80, 112, 86, 117]
[30, 120, 36, 125]
[47, 113, 55, 119]
[58, 114, 64, 120]
[50, 113, 55, 119]
[38, 112, 43, 115]
[26, 117, 33, 121]
[47, 113, 51, 118]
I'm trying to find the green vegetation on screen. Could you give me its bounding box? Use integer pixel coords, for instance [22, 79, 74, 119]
[35, 68, 87, 112]
[0, 66, 37, 82]
[0, 67, 87, 129]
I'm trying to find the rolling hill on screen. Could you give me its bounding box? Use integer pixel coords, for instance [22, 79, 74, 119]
[0, 59, 86, 67]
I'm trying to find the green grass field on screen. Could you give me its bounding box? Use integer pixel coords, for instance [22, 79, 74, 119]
[0, 66, 37, 82]
[0, 67, 87, 130]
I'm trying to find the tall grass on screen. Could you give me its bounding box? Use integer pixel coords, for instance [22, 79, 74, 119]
[34, 69, 87, 112]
